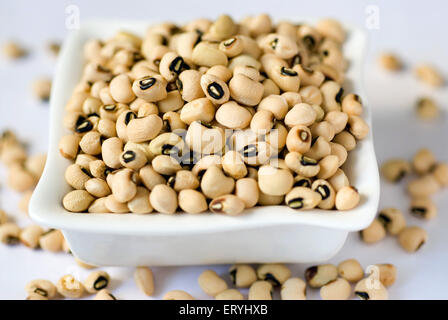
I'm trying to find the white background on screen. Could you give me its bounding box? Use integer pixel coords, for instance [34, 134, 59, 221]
[0, 0, 447, 299]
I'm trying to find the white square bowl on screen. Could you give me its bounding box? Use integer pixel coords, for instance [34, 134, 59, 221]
[29, 20, 379, 267]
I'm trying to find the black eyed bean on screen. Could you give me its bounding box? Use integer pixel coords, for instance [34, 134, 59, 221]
[59, 135, 81, 159]
[412, 148, 436, 175]
[25, 279, 57, 299]
[180, 98, 215, 125]
[110, 168, 138, 203]
[381, 158, 411, 183]
[317, 155, 339, 180]
[305, 264, 338, 288]
[134, 267, 155, 296]
[372, 264, 397, 287]
[285, 125, 311, 154]
[151, 155, 182, 176]
[261, 78, 280, 97]
[235, 178, 259, 208]
[84, 271, 110, 294]
[229, 73, 264, 106]
[222, 151, 248, 179]
[257, 264, 291, 286]
[333, 131, 356, 151]
[248, 280, 273, 300]
[93, 289, 117, 300]
[320, 278, 351, 300]
[294, 64, 325, 87]
[285, 186, 322, 210]
[305, 136, 331, 161]
[163, 290, 195, 300]
[337, 259, 364, 283]
[354, 276, 388, 300]
[139, 164, 166, 190]
[360, 219, 386, 244]
[88, 197, 109, 213]
[325, 111, 348, 134]
[407, 174, 440, 197]
[285, 152, 320, 178]
[258, 165, 294, 196]
[229, 264, 257, 288]
[185, 121, 225, 155]
[210, 194, 245, 216]
[201, 166, 235, 199]
[168, 170, 200, 191]
[126, 114, 163, 143]
[310, 121, 335, 142]
[416, 97, 439, 120]
[177, 70, 205, 102]
[109, 74, 136, 103]
[320, 80, 343, 112]
[39, 229, 64, 252]
[150, 184, 178, 214]
[347, 115, 369, 140]
[198, 269, 228, 297]
[105, 195, 129, 213]
[64, 163, 91, 190]
[284, 103, 316, 128]
[415, 64, 444, 87]
[192, 42, 228, 67]
[239, 141, 275, 166]
[280, 277, 307, 300]
[281, 92, 302, 108]
[215, 101, 252, 129]
[330, 142, 348, 166]
[299, 85, 323, 106]
[312, 179, 336, 209]
[57, 275, 85, 298]
[335, 186, 360, 210]
[398, 226, 428, 253]
[378, 207, 406, 235]
[158, 90, 185, 113]
[85, 178, 111, 198]
[410, 197, 437, 220]
[219, 36, 244, 57]
[0, 222, 20, 245]
[132, 75, 167, 102]
[159, 52, 184, 82]
[261, 33, 299, 59]
[178, 189, 208, 214]
[342, 93, 363, 116]
[63, 190, 95, 212]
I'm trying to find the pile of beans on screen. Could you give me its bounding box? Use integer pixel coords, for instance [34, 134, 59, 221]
[360, 148, 448, 252]
[183, 260, 395, 300]
[59, 14, 369, 215]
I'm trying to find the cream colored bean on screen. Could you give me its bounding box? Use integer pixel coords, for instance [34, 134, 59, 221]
[281, 278, 306, 300]
[354, 276, 388, 300]
[25, 280, 57, 299]
[109, 74, 136, 103]
[57, 275, 85, 298]
[338, 259, 364, 283]
[215, 101, 252, 129]
[206, 65, 233, 82]
[398, 226, 428, 253]
[342, 93, 363, 116]
[0, 223, 20, 245]
[317, 155, 339, 180]
[84, 271, 110, 294]
[347, 115, 369, 140]
[335, 186, 360, 210]
[222, 151, 247, 179]
[178, 189, 208, 214]
[285, 187, 322, 210]
[305, 264, 338, 288]
[285, 152, 320, 178]
[227, 73, 264, 107]
[284, 103, 316, 127]
[378, 207, 407, 235]
[93, 289, 117, 300]
[150, 184, 178, 214]
[360, 219, 386, 244]
[192, 42, 228, 67]
[63, 190, 94, 212]
[201, 166, 235, 199]
[286, 125, 312, 154]
[185, 121, 225, 155]
[415, 64, 444, 87]
[248, 280, 273, 300]
[305, 136, 331, 161]
[127, 114, 163, 143]
[320, 278, 351, 300]
[198, 270, 228, 297]
[39, 229, 64, 252]
[210, 194, 245, 216]
[59, 135, 81, 159]
[215, 289, 244, 300]
[140, 165, 166, 190]
[110, 168, 138, 203]
[163, 290, 195, 300]
[257, 264, 291, 286]
[310, 121, 335, 142]
[134, 267, 154, 296]
[407, 175, 440, 197]
[105, 195, 129, 213]
[312, 179, 336, 210]
[20, 225, 44, 249]
[180, 98, 215, 125]
[258, 165, 294, 196]
[235, 178, 259, 209]
[102, 137, 123, 169]
[229, 264, 257, 288]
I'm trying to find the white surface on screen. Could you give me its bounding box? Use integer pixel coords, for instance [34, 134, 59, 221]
[1, 0, 447, 299]
[29, 20, 378, 266]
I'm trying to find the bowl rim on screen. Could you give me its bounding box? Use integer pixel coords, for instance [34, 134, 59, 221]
[29, 19, 380, 236]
